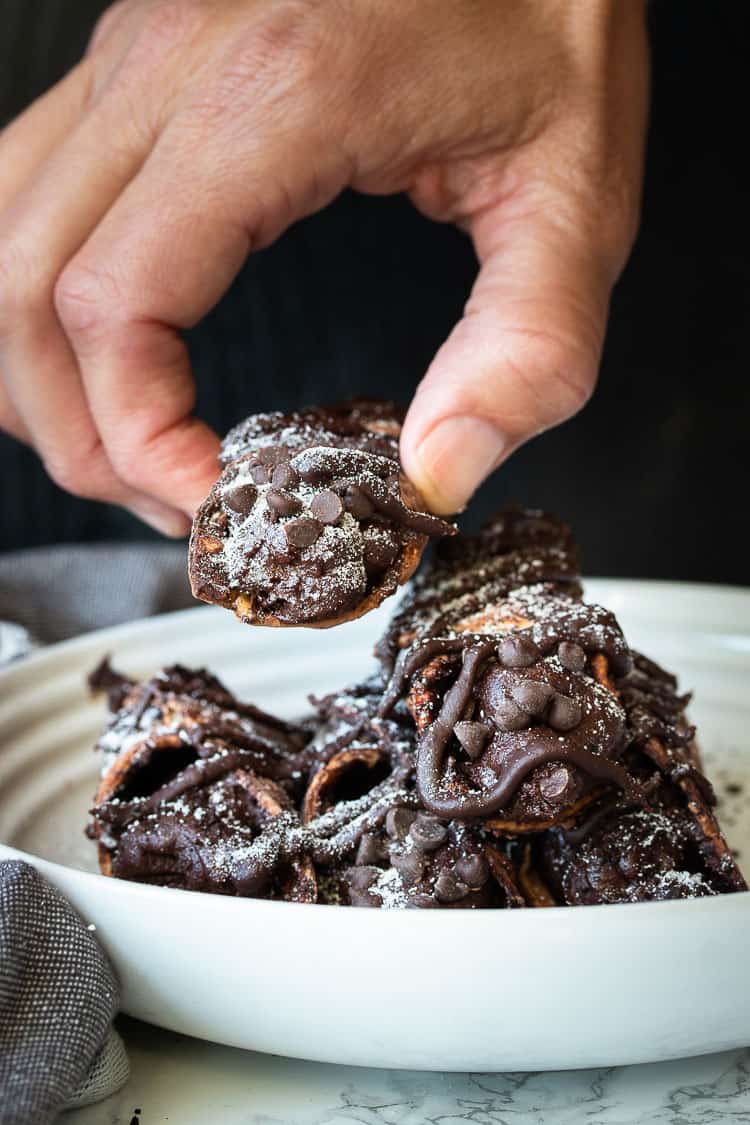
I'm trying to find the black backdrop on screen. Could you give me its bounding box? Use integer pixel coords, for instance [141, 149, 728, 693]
[1, 1, 748, 583]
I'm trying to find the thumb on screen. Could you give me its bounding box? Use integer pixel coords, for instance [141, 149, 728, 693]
[400, 192, 626, 515]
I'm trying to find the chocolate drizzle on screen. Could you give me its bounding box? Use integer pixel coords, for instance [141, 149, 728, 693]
[412, 642, 643, 819]
[376, 512, 648, 824]
[90, 505, 746, 907]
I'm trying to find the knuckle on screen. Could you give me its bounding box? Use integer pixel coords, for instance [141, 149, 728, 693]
[107, 444, 147, 492]
[131, 0, 211, 64]
[512, 328, 595, 423]
[189, 2, 328, 127]
[53, 263, 123, 340]
[0, 238, 50, 334]
[88, 0, 131, 54]
[43, 451, 102, 499]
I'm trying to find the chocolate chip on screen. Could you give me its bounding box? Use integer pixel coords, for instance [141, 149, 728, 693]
[434, 870, 469, 904]
[391, 849, 425, 886]
[547, 693, 583, 731]
[455, 853, 489, 887]
[362, 527, 400, 577]
[271, 462, 299, 490]
[224, 483, 257, 515]
[539, 767, 571, 800]
[284, 517, 322, 548]
[343, 484, 375, 519]
[409, 815, 448, 852]
[349, 887, 380, 908]
[407, 892, 438, 909]
[493, 699, 532, 732]
[257, 445, 289, 467]
[497, 635, 540, 668]
[356, 833, 387, 866]
[310, 489, 344, 525]
[510, 680, 555, 717]
[454, 720, 490, 759]
[557, 641, 586, 674]
[250, 463, 270, 485]
[385, 806, 417, 840]
[347, 865, 379, 891]
[267, 488, 302, 517]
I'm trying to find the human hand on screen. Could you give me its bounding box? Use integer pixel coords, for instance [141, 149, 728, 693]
[0, 0, 648, 531]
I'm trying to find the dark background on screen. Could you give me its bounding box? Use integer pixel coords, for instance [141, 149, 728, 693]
[1, 1, 747, 582]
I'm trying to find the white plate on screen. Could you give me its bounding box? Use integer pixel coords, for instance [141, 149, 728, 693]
[1, 580, 749, 1071]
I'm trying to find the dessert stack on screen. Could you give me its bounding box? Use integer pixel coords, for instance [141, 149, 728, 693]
[88, 507, 746, 907]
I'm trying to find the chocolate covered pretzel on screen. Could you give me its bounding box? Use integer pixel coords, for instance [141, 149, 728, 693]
[189, 400, 455, 627]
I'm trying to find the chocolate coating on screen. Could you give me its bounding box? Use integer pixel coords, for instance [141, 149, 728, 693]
[91, 506, 746, 908]
[189, 400, 455, 627]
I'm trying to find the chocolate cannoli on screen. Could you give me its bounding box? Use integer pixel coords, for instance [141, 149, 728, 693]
[189, 400, 455, 628]
[378, 511, 638, 830]
[89, 659, 315, 797]
[91, 741, 317, 901]
[300, 692, 526, 910]
[88, 507, 745, 907]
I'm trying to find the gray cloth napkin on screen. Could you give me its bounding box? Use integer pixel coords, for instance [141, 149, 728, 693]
[0, 862, 128, 1125]
[0, 543, 193, 1120]
[0, 541, 191, 652]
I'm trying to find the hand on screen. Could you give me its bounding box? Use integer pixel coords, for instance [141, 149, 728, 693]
[0, 0, 648, 530]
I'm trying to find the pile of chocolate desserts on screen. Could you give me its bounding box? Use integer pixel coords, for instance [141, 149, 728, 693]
[88, 428, 746, 905]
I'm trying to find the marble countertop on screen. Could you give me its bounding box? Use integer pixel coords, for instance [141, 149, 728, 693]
[63, 1019, 750, 1125]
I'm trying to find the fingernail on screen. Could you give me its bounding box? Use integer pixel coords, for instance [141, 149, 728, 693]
[412, 416, 508, 514]
[129, 503, 192, 538]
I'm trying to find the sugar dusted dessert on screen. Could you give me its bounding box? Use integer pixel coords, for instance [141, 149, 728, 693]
[89, 508, 746, 907]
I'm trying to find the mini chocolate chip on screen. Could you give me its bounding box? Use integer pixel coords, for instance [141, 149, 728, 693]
[385, 806, 417, 840]
[434, 870, 469, 904]
[343, 484, 375, 519]
[539, 767, 571, 799]
[407, 892, 438, 910]
[455, 853, 489, 887]
[224, 483, 257, 515]
[493, 699, 532, 732]
[267, 488, 302, 517]
[497, 635, 540, 668]
[284, 517, 322, 548]
[557, 641, 586, 673]
[250, 463, 270, 485]
[356, 833, 387, 866]
[391, 849, 425, 886]
[409, 815, 448, 852]
[362, 527, 400, 577]
[257, 446, 289, 467]
[310, 489, 344, 525]
[347, 865, 380, 891]
[547, 693, 583, 731]
[510, 680, 555, 717]
[454, 720, 490, 759]
[271, 462, 300, 490]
